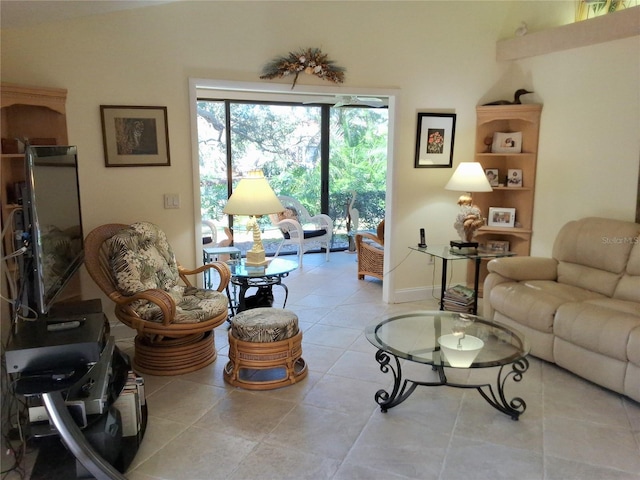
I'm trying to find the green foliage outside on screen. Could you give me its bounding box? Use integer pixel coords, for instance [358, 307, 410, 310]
[197, 100, 387, 242]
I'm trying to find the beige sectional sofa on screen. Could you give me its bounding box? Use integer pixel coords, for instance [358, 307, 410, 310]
[483, 217, 640, 403]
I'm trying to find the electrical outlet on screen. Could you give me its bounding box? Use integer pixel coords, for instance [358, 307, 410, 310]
[428, 254, 435, 265]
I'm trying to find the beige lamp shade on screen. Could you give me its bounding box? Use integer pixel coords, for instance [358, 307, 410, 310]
[223, 170, 284, 216]
[444, 162, 493, 193]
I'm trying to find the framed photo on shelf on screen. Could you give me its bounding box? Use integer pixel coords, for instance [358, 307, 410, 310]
[481, 240, 510, 253]
[414, 113, 456, 168]
[488, 207, 516, 228]
[485, 168, 499, 187]
[507, 169, 523, 187]
[101, 105, 171, 167]
[491, 131, 522, 153]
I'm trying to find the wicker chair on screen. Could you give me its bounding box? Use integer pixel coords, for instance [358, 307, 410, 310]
[270, 196, 333, 267]
[84, 222, 231, 376]
[355, 220, 385, 281]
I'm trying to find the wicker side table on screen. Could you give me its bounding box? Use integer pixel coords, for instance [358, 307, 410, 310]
[223, 308, 307, 390]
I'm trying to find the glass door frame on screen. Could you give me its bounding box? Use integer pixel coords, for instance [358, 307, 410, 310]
[189, 78, 398, 303]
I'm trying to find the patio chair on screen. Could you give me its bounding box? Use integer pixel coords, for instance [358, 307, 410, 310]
[355, 220, 385, 281]
[270, 196, 333, 267]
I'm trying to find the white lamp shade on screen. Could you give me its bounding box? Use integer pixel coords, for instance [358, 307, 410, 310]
[445, 162, 493, 193]
[223, 170, 284, 216]
[438, 334, 485, 368]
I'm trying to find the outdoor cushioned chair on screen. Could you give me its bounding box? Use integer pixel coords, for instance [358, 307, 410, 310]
[270, 195, 333, 267]
[356, 220, 385, 281]
[84, 222, 231, 376]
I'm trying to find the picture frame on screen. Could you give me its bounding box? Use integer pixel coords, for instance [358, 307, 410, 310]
[414, 113, 456, 168]
[485, 168, 499, 187]
[100, 105, 170, 167]
[488, 207, 516, 227]
[507, 168, 523, 187]
[481, 239, 510, 253]
[491, 131, 522, 153]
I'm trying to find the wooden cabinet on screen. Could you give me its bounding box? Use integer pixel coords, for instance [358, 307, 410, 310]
[1, 83, 69, 326]
[469, 104, 542, 291]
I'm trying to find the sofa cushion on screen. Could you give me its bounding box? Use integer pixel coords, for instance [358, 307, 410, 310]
[626, 326, 640, 402]
[489, 280, 604, 334]
[554, 302, 640, 362]
[614, 243, 640, 303]
[628, 326, 640, 367]
[553, 217, 639, 296]
[583, 298, 640, 317]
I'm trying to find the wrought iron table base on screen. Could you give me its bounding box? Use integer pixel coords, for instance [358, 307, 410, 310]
[374, 349, 529, 420]
[231, 274, 289, 315]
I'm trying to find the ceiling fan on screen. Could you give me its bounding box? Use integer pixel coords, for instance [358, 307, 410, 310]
[303, 95, 387, 108]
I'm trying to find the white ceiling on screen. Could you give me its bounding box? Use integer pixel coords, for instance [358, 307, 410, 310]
[0, 0, 178, 30]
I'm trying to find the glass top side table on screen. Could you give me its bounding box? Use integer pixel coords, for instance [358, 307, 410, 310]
[228, 258, 298, 314]
[410, 245, 516, 314]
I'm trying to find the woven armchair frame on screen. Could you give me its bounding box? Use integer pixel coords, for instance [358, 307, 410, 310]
[84, 223, 231, 375]
[355, 220, 385, 281]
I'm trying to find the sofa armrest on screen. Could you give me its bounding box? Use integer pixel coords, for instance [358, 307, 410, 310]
[487, 256, 558, 282]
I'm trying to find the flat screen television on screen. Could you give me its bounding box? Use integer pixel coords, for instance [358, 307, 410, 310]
[21, 145, 84, 317]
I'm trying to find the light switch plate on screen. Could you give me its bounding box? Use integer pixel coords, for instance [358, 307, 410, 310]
[164, 193, 180, 209]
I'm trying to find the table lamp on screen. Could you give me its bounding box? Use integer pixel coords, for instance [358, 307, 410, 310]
[223, 170, 284, 266]
[444, 162, 493, 249]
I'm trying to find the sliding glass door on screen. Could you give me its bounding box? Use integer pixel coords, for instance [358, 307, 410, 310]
[197, 98, 387, 256]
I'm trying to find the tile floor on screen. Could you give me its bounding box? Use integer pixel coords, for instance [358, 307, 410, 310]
[10, 252, 640, 479]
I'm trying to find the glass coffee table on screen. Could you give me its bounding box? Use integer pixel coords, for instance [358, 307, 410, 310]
[365, 311, 530, 420]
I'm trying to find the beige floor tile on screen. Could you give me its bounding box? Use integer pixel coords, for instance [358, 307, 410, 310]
[194, 389, 296, 441]
[453, 390, 543, 452]
[134, 427, 257, 480]
[228, 442, 341, 480]
[303, 373, 384, 419]
[332, 462, 411, 480]
[345, 413, 448, 479]
[301, 342, 344, 373]
[302, 323, 362, 349]
[126, 416, 189, 471]
[145, 378, 228, 425]
[544, 415, 640, 474]
[544, 364, 633, 428]
[544, 455, 640, 480]
[327, 350, 391, 384]
[440, 435, 543, 480]
[264, 404, 369, 461]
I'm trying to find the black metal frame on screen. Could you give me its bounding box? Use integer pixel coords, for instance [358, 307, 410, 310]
[373, 349, 529, 420]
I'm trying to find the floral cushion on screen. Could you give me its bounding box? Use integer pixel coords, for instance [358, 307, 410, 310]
[107, 222, 227, 324]
[231, 308, 299, 342]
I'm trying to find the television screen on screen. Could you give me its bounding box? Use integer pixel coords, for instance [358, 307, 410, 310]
[23, 146, 84, 316]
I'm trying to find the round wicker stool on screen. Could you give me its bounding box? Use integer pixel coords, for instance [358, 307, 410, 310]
[224, 308, 307, 390]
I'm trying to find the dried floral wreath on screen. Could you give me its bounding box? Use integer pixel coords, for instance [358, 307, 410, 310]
[260, 48, 346, 89]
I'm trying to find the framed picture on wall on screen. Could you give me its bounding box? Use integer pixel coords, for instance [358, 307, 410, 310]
[414, 113, 456, 168]
[101, 105, 171, 167]
[488, 207, 516, 227]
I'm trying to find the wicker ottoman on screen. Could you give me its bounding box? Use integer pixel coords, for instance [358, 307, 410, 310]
[223, 308, 307, 390]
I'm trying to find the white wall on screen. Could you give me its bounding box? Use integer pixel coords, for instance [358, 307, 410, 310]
[1, 1, 638, 306]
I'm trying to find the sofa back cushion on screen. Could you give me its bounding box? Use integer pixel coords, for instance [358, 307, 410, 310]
[553, 217, 639, 297]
